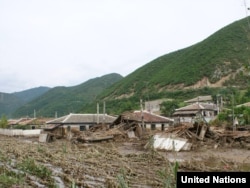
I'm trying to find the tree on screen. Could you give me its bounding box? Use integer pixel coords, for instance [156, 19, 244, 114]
[0, 115, 8, 128]
[160, 100, 179, 117]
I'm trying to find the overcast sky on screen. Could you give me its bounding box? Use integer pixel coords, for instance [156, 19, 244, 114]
[0, 0, 249, 93]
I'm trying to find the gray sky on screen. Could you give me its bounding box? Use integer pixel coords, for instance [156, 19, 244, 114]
[0, 0, 249, 93]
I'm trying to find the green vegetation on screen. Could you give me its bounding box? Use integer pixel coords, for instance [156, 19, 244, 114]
[18, 158, 52, 179]
[157, 162, 179, 188]
[86, 17, 250, 115]
[160, 100, 180, 117]
[0, 156, 55, 187]
[99, 17, 250, 100]
[12, 73, 123, 117]
[0, 166, 25, 187]
[0, 115, 8, 128]
[117, 168, 129, 188]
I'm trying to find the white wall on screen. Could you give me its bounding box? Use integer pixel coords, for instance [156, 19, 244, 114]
[0, 129, 41, 136]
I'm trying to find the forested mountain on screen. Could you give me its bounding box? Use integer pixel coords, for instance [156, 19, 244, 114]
[12, 73, 123, 118]
[12, 86, 51, 103]
[99, 16, 250, 100]
[0, 87, 50, 118]
[0, 93, 25, 118]
[81, 16, 250, 114]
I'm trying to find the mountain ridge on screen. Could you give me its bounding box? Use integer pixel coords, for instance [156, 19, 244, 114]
[1, 16, 250, 118]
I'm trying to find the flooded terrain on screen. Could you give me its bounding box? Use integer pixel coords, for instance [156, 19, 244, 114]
[0, 132, 250, 188]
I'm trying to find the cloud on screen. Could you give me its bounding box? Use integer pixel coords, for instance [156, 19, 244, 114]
[0, 0, 248, 93]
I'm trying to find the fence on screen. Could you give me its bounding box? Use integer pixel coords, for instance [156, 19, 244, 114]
[0, 129, 41, 137]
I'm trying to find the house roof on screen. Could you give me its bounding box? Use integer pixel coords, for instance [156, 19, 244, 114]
[8, 118, 52, 125]
[173, 110, 199, 116]
[113, 110, 173, 124]
[175, 103, 217, 111]
[173, 103, 217, 116]
[8, 118, 34, 125]
[46, 113, 117, 124]
[184, 95, 212, 103]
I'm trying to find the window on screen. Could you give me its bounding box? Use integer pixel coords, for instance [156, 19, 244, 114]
[80, 126, 86, 131]
[151, 124, 156, 130]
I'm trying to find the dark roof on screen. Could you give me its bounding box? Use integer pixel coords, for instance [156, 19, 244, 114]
[173, 110, 199, 116]
[46, 113, 116, 124]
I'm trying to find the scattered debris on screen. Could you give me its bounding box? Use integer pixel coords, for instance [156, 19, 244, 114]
[146, 122, 250, 152]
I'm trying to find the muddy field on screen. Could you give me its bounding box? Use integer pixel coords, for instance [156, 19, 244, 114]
[0, 131, 250, 188]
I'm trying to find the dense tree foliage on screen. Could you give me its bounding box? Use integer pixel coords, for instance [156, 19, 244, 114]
[0, 115, 8, 128]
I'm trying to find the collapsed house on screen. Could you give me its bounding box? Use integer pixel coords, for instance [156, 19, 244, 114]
[111, 110, 174, 138]
[150, 122, 250, 152]
[8, 117, 51, 129]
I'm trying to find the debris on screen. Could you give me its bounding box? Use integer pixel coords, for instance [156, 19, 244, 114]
[153, 134, 191, 151]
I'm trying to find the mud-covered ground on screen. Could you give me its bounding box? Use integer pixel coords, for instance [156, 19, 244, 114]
[0, 133, 250, 188]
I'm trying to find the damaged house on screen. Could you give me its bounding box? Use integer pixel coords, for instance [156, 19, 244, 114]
[173, 96, 219, 124]
[43, 113, 117, 138]
[111, 110, 174, 138]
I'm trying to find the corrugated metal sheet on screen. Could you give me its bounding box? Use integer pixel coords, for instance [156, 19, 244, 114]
[153, 134, 191, 151]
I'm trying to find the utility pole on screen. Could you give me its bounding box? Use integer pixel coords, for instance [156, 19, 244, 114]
[103, 101, 106, 124]
[97, 102, 99, 124]
[140, 99, 144, 129]
[232, 93, 236, 131]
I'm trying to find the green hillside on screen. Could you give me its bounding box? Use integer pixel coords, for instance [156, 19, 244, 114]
[0, 87, 50, 118]
[80, 17, 250, 114]
[12, 73, 123, 118]
[0, 93, 25, 118]
[99, 16, 250, 100]
[12, 86, 51, 103]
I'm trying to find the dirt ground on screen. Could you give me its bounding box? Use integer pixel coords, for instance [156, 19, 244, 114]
[0, 131, 250, 188]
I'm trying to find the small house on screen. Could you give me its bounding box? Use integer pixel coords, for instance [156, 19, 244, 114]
[173, 102, 218, 123]
[111, 110, 174, 131]
[44, 113, 117, 137]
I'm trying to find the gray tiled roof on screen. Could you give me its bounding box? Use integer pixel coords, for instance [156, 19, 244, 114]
[175, 103, 217, 111]
[46, 113, 116, 124]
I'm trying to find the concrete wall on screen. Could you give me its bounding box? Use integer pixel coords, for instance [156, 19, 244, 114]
[0, 129, 41, 136]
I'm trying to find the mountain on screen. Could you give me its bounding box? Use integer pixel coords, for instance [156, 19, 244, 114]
[12, 73, 123, 118]
[12, 86, 51, 103]
[97, 16, 250, 100]
[80, 16, 250, 114]
[0, 93, 24, 118]
[0, 86, 51, 118]
[4, 17, 250, 118]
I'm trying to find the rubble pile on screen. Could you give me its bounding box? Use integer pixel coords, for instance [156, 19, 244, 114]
[155, 123, 250, 151]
